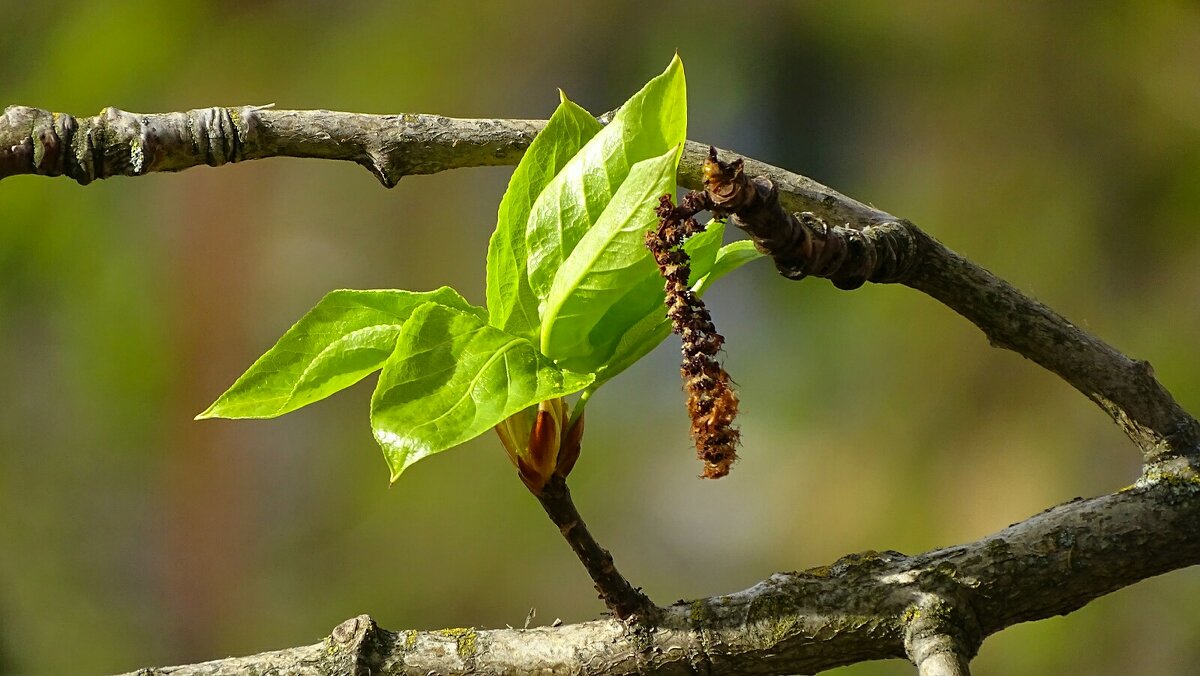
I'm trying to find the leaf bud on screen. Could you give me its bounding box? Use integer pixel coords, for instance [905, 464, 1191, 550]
[495, 398, 574, 495]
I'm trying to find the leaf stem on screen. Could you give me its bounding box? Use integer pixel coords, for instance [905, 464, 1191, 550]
[568, 388, 593, 429]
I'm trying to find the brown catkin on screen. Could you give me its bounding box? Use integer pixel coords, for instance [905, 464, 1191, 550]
[647, 193, 739, 479]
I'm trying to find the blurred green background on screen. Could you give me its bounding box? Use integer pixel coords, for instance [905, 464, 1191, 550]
[2, 1, 1198, 673]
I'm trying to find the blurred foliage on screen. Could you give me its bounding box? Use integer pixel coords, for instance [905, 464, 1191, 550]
[1, 1, 1198, 673]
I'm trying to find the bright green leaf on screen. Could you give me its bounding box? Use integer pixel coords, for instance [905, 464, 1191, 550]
[681, 219, 725, 284]
[486, 94, 601, 341]
[596, 308, 673, 387]
[198, 288, 482, 419]
[524, 55, 686, 308]
[692, 240, 765, 296]
[540, 148, 679, 372]
[371, 303, 593, 481]
[588, 220, 759, 387]
[202, 56, 755, 486]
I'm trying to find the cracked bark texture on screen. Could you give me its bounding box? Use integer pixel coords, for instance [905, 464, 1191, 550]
[5, 105, 1199, 674]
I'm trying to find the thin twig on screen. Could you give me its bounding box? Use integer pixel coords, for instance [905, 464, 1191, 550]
[534, 474, 659, 622]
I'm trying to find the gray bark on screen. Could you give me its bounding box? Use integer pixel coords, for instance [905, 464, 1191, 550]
[4, 105, 1197, 675]
[123, 479, 1200, 674]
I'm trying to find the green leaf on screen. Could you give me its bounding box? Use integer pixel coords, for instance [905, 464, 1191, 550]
[692, 240, 765, 296]
[524, 55, 686, 309]
[486, 93, 602, 341]
[597, 308, 673, 386]
[588, 221, 759, 387]
[198, 288, 482, 419]
[681, 219, 725, 285]
[371, 303, 593, 481]
[539, 148, 679, 372]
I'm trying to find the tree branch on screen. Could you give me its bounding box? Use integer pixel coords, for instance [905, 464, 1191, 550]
[5, 104, 1194, 462]
[903, 595, 976, 676]
[689, 146, 1200, 465]
[7, 104, 1199, 673]
[123, 476, 1200, 675]
[0, 105, 541, 188]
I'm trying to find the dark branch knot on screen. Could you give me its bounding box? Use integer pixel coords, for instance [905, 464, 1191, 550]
[701, 146, 920, 288]
[1, 104, 260, 185]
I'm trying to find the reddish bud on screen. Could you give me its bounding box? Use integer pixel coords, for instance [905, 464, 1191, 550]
[555, 412, 585, 479]
[495, 398, 571, 496]
[528, 408, 559, 480]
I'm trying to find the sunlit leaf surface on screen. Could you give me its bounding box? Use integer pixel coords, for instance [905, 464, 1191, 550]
[370, 303, 592, 481]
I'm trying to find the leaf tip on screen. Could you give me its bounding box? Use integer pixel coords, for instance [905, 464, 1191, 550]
[382, 453, 405, 485]
[666, 52, 685, 79]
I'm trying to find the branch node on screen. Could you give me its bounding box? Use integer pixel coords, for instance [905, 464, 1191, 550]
[903, 596, 980, 676]
[699, 147, 921, 288]
[367, 150, 401, 187]
[331, 614, 371, 647]
[327, 614, 392, 676]
[186, 106, 241, 167]
[1139, 454, 1200, 491]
